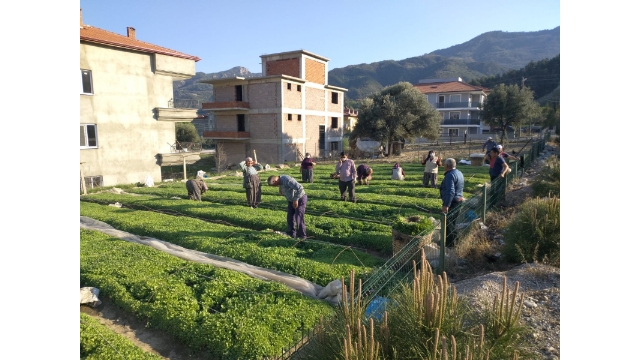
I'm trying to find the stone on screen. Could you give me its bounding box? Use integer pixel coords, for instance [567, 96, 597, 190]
[80, 287, 102, 307]
[524, 300, 538, 308]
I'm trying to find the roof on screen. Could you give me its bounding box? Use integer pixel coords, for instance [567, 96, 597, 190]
[414, 81, 490, 94]
[80, 25, 200, 61]
[260, 50, 330, 62]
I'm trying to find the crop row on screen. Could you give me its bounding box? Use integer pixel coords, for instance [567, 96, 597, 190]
[81, 194, 394, 254]
[80, 312, 163, 359]
[81, 228, 333, 359]
[80, 201, 384, 284]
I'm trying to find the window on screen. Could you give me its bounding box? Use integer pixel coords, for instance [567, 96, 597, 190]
[448, 128, 459, 137]
[331, 92, 338, 104]
[235, 85, 243, 101]
[297, 114, 302, 121]
[330, 141, 339, 151]
[80, 124, 98, 149]
[297, 84, 301, 92]
[287, 83, 292, 90]
[237, 114, 245, 131]
[287, 114, 292, 121]
[81, 69, 93, 94]
[331, 117, 338, 129]
[450, 112, 460, 120]
[319, 126, 326, 150]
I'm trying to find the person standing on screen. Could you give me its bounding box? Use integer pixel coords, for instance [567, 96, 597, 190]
[391, 163, 405, 180]
[439, 158, 465, 247]
[482, 137, 497, 164]
[488, 147, 509, 181]
[185, 175, 208, 201]
[267, 175, 307, 239]
[239, 157, 262, 208]
[336, 151, 357, 203]
[300, 152, 316, 183]
[356, 163, 373, 185]
[422, 150, 442, 188]
[497, 145, 518, 161]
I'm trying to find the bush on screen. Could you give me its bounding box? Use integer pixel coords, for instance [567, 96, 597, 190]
[175, 122, 201, 143]
[504, 196, 560, 265]
[531, 155, 560, 198]
[391, 215, 435, 236]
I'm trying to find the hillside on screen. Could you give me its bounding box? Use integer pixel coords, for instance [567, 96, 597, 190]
[173, 27, 559, 103]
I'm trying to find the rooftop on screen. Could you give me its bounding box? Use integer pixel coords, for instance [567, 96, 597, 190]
[414, 79, 490, 94]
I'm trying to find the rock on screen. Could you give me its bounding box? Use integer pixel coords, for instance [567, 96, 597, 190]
[524, 300, 538, 308]
[80, 287, 102, 307]
[276, 164, 289, 169]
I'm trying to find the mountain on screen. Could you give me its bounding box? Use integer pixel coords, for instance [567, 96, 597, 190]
[173, 27, 560, 103]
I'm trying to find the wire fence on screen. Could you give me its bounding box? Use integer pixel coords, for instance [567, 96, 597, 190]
[274, 131, 551, 360]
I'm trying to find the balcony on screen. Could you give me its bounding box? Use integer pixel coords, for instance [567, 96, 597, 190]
[201, 101, 250, 112]
[442, 118, 482, 126]
[202, 131, 250, 140]
[154, 107, 199, 122]
[435, 101, 482, 109]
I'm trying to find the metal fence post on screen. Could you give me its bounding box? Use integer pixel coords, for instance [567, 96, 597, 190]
[482, 184, 487, 223]
[440, 213, 446, 275]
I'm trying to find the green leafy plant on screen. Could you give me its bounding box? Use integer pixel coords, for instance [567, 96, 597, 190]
[391, 215, 435, 236]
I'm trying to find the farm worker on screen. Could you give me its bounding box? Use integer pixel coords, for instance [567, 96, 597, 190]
[300, 152, 316, 183]
[482, 137, 497, 164]
[439, 158, 465, 247]
[497, 145, 518, 161]
[391, 163, 405, 180]
[267, 175, 307, 240]
[336, 151, 357, 203]
[185, 175, 208, 201]
[488, 147, 509, 181]
[239, 157, 262, 209]
[356, 163, 373, 185]
[422, 150, 442, 188]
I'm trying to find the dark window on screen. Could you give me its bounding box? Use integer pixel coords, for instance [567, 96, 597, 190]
[237, 114, 245, 131]
[80, 124, 98, 148]
[297, 84, 301, 92]
[287, 114, 292, 121]
[331, 117, 338, 129]
[287, 83, 291, 90]
[297, 114, 302, 121]
[331, 92, 338, 104]
[330, 141, 338, 151]
[235, 85, 243, 101]
[81, 69, 93, 94]
[319, 125, 326, 150]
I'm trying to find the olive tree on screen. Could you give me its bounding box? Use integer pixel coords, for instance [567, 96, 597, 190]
[481, 84, 540, 145]
[351, 82, 441, 155]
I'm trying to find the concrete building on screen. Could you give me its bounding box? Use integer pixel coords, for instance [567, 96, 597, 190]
[80, 10, 200, 187]
[200, 50, 347, 166]
[414, 78, 491, 137]
[343, 107, 358, 132]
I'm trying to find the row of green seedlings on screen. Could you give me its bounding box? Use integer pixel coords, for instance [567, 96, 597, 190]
[80, 312, 163, 360]
[80, 202, 383, 285]
[297, 253, 532, 359]
[81, 193, 395, 255]
[81, 229, 335, 359]
[124, 182, 441, 224]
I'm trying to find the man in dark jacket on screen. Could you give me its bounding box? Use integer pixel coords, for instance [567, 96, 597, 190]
[439, 158, 464, 247]
[186, 176, 208, 201]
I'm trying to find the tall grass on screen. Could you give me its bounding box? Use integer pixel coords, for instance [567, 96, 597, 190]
[531, 155, 559, 198]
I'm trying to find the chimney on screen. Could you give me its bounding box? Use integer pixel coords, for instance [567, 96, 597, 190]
[80, 8, 83, 27]
[127, 27, 136, 39]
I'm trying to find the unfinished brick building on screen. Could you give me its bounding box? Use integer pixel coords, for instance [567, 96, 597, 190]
[201, 50, 346, 166]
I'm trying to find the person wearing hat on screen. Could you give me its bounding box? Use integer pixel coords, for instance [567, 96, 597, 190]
[335, 151, 357, 203]
[391, 163, 405, 180]
[497, 145, 518, 160]
[239, 157, 262, 208]
[300, 152, 316, 183]
[267, 174, 307, 239]
[185, 174, 208, 201]
[422, 150, 442, 188]
[482, 137, 498, 164]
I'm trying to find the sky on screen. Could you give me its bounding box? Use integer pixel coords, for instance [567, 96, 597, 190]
[79, 0, 560, 74]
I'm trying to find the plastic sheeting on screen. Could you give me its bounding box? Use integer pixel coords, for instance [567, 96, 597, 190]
[80, 216, 342, 304]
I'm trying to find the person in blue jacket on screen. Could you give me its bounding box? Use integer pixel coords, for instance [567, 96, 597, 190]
[439, 158, 465, 247]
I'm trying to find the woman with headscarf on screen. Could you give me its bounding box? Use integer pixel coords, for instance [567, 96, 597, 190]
[421, 150, 442, 188]
[239, 157, 262, 208]
[185, 175, 208, 201]
[300, 152, 316, 183]
[391, 163, 405, 180]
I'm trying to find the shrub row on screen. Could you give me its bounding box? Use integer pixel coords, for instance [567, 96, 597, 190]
[80, 201, 383, 285]
[81, 229, 334, 359]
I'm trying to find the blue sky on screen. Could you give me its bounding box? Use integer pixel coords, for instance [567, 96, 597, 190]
[79, 0, 559, 74]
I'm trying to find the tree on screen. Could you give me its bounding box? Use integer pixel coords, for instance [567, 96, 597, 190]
[351, 82, 441, 155]
[480, 84, 540, 145]
[175, 122, 201, 144]
[542, 104, 560, 134]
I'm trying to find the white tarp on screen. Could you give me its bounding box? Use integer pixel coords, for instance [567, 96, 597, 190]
[356, 138, 382, 153]
[80, 216, 342, 305]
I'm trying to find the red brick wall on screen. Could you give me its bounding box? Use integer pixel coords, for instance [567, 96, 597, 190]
[248, 83, 279, 108]
[248, 114, 279, 140]
[266, 58, 300, 78]
[305, 58, 326, 84]
[283, 113, 303, 139]
[305, 115, 323, 157]
[305, 87, 325, 111]
[327, 90, 342, 113]
[215, 142, 247, 167]
[283, 82, 302, 109]
[251, 143, 279, 166]
[214, 86, 235, 102]
[215, 114, 237, 132]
